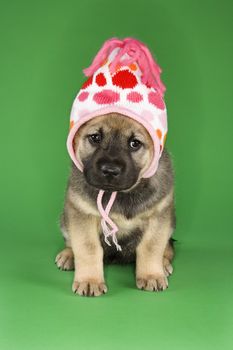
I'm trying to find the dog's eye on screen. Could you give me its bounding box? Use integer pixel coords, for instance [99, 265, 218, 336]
[88, 133, 102, 145]
[129, 138, 142, 151]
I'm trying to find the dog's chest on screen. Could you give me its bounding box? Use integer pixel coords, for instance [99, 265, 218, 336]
[70, 189, 144, 236]
[110, 212, 143, 237]
[100, 212, 145, 264]
[100, 221, 143, 264]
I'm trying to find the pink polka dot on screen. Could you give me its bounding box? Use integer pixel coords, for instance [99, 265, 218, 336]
[141, 110, 154, 122]
[93, 90, 120, 104]
[127, 92, 143, 103]
[78, 109, 89, 118]
[148, 92, 165, 110]
[158, 112, 167, 129]
[78, 91, 89, 102]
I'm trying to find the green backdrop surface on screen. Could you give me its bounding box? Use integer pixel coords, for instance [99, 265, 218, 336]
[0, 0, 232, 349]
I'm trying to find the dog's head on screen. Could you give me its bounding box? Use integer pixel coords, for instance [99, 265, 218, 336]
[73, 113, 154, 191]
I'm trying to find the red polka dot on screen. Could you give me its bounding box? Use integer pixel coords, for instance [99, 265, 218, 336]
[127, 92, 143, 103]
[112, 69, 137, 89]
[78, 91, 89, 101]
[81, 76, 93, 89]
[93, 90, 120, 104]
[95, 73, 107, 86]
[148, 92, 165, 110]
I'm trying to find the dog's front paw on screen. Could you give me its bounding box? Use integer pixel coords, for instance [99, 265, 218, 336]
[136, 274, 168, 292]
[72, 280, 107, 297]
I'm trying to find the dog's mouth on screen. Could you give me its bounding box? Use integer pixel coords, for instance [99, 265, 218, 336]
[86, 180, 132, 192]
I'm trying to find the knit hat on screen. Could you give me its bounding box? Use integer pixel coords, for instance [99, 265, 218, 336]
[67, 38, 168, 250]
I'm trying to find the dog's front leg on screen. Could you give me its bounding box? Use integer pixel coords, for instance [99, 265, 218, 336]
[69, 210, 107, 297]
[136, 215, 173, 292]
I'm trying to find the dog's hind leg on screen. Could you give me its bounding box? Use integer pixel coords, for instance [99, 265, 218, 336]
[55, 213, 75, 271]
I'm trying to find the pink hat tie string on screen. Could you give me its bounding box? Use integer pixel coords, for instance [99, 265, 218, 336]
[97, 190, 122, 251]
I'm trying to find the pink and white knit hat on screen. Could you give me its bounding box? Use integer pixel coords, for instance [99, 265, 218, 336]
[67, 38, 168, 250]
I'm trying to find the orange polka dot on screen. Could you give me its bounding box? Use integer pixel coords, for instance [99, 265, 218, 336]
[70, 120, 74, 130]
[116, 63, 122, 71]
[109, 62, 122, 72]
[156, 129, 162, 139]
[101, 58, 108, 66]
[129, 63, 137, 71]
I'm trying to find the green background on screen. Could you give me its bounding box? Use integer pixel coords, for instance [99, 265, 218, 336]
[1, 0, 233, 349]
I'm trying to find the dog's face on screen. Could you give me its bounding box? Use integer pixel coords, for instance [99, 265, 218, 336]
[73, 113, 154, 191]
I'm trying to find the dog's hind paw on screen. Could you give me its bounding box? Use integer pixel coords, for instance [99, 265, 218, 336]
[55, 248, 74, 271]
[163, 257, 173, 277]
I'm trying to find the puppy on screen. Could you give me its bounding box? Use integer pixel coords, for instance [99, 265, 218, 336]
[55, 112, 175, 296]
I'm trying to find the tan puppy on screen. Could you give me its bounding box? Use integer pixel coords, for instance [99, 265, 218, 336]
[55, 113, 175, 296]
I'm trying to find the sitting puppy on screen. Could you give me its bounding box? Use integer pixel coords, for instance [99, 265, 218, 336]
[55, 38, 176, 296]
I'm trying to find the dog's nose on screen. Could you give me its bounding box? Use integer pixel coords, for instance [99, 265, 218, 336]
[100, 163, 122, 177]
